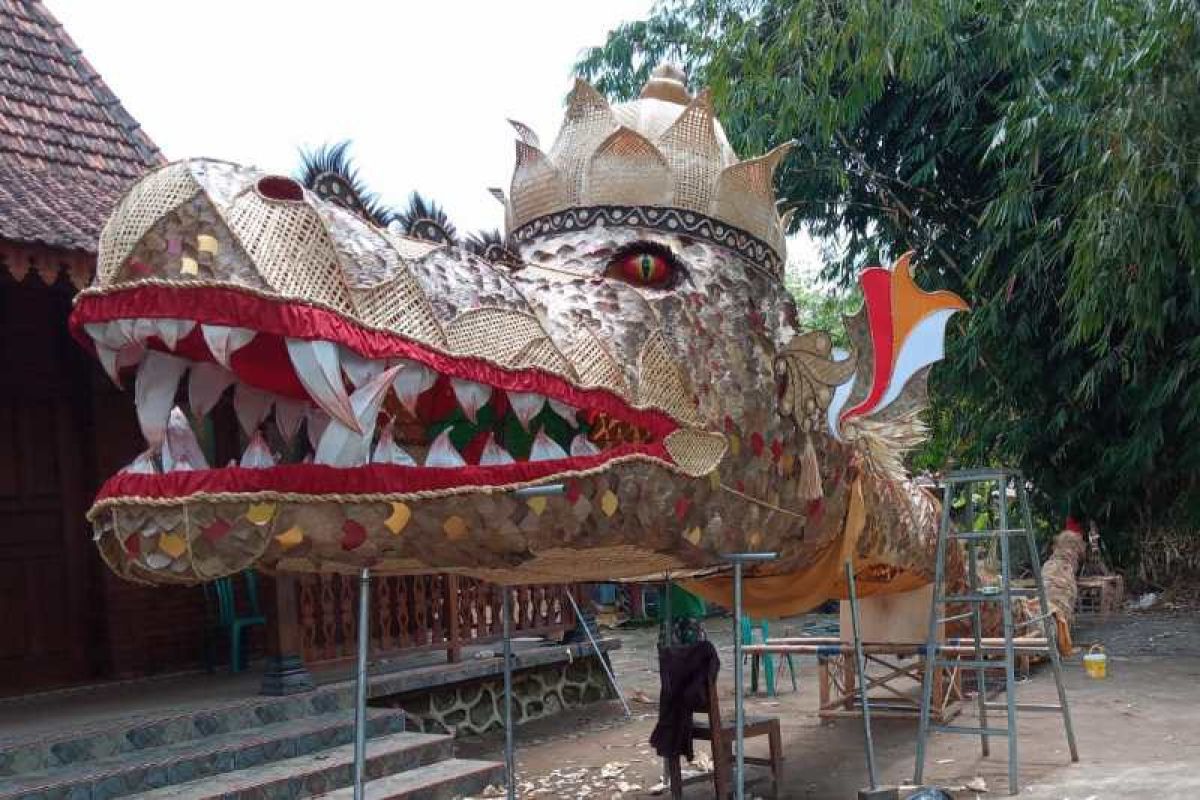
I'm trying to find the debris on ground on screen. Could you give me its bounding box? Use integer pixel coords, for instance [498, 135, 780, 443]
[965, 775, 989, 791]
[1131, 592, 1159, 610]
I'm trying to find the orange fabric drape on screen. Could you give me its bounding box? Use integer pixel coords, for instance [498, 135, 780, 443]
[683, 476, 925, 618]
[683, 476, 929, 618]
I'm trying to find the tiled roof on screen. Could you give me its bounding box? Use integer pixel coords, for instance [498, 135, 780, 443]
[0, 0, 163, 253]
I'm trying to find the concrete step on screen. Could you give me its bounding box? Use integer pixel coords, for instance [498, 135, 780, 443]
[0, 708, 407, 800]
[129, 731, 455, 800]
[315, 758, 505, 800]
[0, 684, 357, 777]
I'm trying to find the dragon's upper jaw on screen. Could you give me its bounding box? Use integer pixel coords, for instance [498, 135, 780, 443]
[71, 284, 690, 502]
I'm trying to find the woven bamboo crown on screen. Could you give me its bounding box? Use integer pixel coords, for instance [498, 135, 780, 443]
[503, 64, 793, 264]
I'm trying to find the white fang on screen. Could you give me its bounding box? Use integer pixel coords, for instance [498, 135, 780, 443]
[425, 429, 466, 468]
[479, 434, 516, 466]
[286, 339, 359, 431]
[240, 430, 276, 468]
[314, 366, 400, 467]
[371, 420, 417, 466]
[530, 429, 568, 462]
[392, 359, 438, 414]
[570, 433, 600, 457]
[162, 406, 208, 471]
[134, 351, 188, 448]
[508, 392, 546, 430]
[201, 324, 255, 368]
[450, 378, 491, 423]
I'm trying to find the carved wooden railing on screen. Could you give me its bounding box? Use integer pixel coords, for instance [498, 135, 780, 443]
[294, 573, 577, 665]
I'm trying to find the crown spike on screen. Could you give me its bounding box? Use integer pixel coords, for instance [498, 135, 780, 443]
[712, 141, 794, 252]
[510, 141, 569, 224]
[585, 127, 672, 207]
[779, 207, 797, 234]
[658, 88, 723, 212]
[549, 80, 618, 203]
[507, 119, 540, 149]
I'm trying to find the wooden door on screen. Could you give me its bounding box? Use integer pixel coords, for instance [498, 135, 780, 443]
[0, 283, 95, 693]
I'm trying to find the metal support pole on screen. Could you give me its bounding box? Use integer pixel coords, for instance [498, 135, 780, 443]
[723, 552, 777, 800]
[915, 480, 954, 784]
[564, 587, 631, 717]
[661, 573, 672, 791]
[845, 559, 878, 789]
[998, 482, 1019, 794]
[353, 567, 371, 800]
[502, 587, 516, 800]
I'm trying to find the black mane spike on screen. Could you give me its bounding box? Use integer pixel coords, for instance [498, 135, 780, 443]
[463, 229, 523, 268]
[394, 192, 457, 245]
[297, 141, 393, 227]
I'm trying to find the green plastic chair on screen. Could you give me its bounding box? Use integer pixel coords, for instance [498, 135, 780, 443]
[741, 617, 798, 696]
[205, 570, 266, 673]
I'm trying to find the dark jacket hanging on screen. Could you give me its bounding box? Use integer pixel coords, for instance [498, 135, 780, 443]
[650, 640, 721, 761]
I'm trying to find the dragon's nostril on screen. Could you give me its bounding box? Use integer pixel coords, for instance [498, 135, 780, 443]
[256, 176, 305, 202]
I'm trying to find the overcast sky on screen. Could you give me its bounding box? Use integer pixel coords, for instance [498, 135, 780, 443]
[50, 0, 822, 273]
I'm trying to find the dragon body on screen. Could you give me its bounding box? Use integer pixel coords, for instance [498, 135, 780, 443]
[70, 66, 966, 611]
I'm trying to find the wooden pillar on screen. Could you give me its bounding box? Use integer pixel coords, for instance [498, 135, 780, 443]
[446, 575, 461, 663]
[260, 573, 314, 695]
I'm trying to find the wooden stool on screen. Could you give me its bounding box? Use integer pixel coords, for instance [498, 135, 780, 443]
[668, 672, 783, 798]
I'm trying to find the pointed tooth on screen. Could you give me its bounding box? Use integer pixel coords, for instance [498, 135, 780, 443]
[530, 429, 568, 462]
[188, 362, 235, 418]
[450, 378, 491, 423]
[372, 420, 417, 465]
[162, 406, 208, 471]
[130, 318, 156, 345]
[314, 366, 401, 467]
[548, 399, 578, 426]
[305, 407, 330, 451]
[97, 342, 146, 387]
[95, 343, 120, 384]
[479, 433, 515, 466]
[340, 348, 385, 389]
[233, 383, 273, 435]
[286, 339, 359, 432]
[425, 429, 466, 468]
[392, 359, 437, 414]
[85, 320, 132, 350]
[202, 324, 256, 368]
[135, 351, 188, 447]
[240, 430, 276, 468]
[121, 450, 159, 475]
[274, 399, 305, 443]
[570, 433, 600, 457]
[508, 392, 546, 430]
[151, 319, 196, 351]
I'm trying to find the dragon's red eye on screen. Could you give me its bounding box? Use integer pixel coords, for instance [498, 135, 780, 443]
[614, 251, 673, 287]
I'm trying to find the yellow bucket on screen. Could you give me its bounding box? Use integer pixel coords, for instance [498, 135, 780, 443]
[1083, 644, 1107, 679]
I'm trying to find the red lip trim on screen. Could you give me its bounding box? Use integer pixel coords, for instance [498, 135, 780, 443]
[70, 284, 681, 439]
[94, 444, 668, 503]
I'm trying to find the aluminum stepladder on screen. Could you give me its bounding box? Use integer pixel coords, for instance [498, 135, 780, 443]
[913, 468, 1079, 795]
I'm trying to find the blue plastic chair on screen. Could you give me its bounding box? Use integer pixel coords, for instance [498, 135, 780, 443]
[205, 570, 266, 672]
[741, 617, 798, 696]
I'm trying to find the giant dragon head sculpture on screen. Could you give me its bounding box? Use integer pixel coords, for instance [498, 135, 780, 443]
[70, 65, 965, 606]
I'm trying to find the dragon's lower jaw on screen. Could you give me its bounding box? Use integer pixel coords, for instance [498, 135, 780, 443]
[71, 285, 712, 506]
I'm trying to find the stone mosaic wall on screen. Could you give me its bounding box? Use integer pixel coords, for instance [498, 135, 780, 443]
[383, 655, 614, 736]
